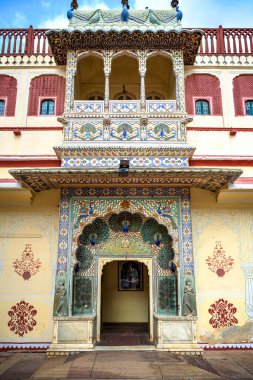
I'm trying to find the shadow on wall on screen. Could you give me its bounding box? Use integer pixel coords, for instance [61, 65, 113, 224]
[200, 322, 253, 344]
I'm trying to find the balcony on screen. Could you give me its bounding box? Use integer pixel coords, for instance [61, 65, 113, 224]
[1, 26, 253, 59]
[73, 100, 177, 115]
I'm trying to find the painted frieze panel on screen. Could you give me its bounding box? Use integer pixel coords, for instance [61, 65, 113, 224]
[110, 100, 140, 114]
[13, 244, 42, 280]
[8, 301, 37, 337]
[206, 241, 234, 277]
[62, 156, 188, 168]
[110, 120, 140, 141]
[208, 299, 238, 328]
[73, 101, 104, 114]
[146, 100, 176, 114]
[72, 121, 104, 141]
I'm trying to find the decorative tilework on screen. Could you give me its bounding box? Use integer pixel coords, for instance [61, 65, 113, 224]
[147, 100, 176, 113]
[56, 187, 193, 277]
[62, 156, 188, 168]
[110, 101, 139, 114]
[74, 101, 104, 113]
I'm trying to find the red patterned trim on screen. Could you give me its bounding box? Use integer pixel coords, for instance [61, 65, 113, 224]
[0, 343, 50, 351]
[187, 127, 253, 132]
[200, 343, 253, 350]
[0, 127, 63, 131]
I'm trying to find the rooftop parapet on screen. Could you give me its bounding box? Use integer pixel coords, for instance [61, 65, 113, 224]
[68, 9, 180, 32]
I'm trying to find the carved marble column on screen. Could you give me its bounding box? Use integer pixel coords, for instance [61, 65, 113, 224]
[173, 50, 186, 113]
[137, 50, 147, 112]
[65, 51, 77, 113]
[241, 263, 253, 321]
[103, 50, 113, 112]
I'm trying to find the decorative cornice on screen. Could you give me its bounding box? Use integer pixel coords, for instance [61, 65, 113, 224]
[47, 29, 202, 65]
[9, 167, 242, 193]
[54, 145, 195, 159]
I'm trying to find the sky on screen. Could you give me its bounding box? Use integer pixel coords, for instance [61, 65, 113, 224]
[1, 0, 252, 29]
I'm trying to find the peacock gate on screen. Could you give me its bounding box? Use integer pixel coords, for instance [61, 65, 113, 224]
[49, 188, 199, 353]
[1, 0, 253, 355]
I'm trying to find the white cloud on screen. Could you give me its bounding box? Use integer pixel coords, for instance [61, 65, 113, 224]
[39, 15, 68, 29]
[79, 0, 110, 10]
[134, 0, 169, 10]
[133, 0, 253, 28]
[39, 0, 110, 28]
[41, 0, 51, 8]
[12, 12, 28, 27]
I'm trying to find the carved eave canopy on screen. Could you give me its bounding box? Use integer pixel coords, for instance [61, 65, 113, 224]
[47, 29, 202, 65]
[9, 168, 242, 193]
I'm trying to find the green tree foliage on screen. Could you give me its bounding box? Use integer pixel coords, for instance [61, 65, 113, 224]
[158, 277, 177, 314]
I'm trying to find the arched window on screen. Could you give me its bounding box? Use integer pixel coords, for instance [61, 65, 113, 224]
[0, 100, 5, 116]
[40, 99, 55, 115]
[195, 99, 210, 115]
[245, 100, 253, 116]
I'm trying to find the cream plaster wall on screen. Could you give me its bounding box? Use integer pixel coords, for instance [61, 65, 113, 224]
[0, 190, 60, 343]
[191, 188, 253, 344]
[0, 130, 62, 156]
[102, 261, 149, 323]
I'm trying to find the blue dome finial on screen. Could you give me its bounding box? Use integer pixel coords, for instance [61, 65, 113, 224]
[67, 0, 78, 20]
[121, 0, 130, 22]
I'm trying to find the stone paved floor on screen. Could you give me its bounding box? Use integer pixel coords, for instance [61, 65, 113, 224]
[0, 350, 253, 380]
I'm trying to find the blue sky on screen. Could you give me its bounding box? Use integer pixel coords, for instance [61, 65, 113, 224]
[1, 0, 252, 29]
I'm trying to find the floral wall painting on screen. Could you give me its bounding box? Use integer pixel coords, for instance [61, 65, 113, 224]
[206, 241, 234, 277]
[13, 244, 42, 280]
[119, 261, 143, 291]
[208, 298, 238, 328]
[8, 301, 37, 337]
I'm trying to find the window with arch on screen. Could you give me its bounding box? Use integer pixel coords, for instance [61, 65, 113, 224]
[40, 99, 55, 115]
[0, 100, 5, 116]
[245, 100, 253, 116]
[195, 99, 210, 115]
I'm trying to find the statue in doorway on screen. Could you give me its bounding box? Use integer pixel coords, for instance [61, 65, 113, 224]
[182, 278, 197, 316]
[54, 279, 68, 316]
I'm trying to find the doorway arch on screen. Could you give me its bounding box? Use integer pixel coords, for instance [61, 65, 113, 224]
[97, 256, 153, 343]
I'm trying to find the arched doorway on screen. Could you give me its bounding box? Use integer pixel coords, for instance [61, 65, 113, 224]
[96, 257, 154, 344]
[99, 260, 150, 346]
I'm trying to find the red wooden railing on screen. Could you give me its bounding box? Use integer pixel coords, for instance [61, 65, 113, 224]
[0, 26, 253, 57]
[0, 26, 52, 57]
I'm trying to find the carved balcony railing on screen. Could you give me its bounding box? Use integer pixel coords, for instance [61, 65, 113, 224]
[0, 26, 253, 58]
[72, 100, 177, 115]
